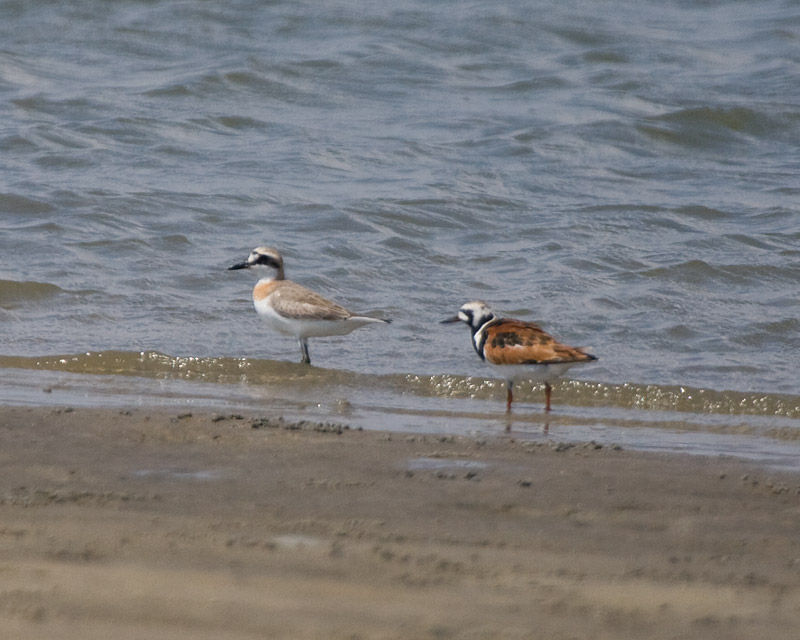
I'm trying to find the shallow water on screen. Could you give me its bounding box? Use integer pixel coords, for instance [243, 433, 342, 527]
[2, 351, 799, 471]
[1, 1, 799, 465]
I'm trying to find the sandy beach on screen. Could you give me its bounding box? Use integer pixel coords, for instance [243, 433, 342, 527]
[1, 405, 799, 639]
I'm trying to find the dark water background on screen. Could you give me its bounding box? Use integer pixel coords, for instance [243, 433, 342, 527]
[1, 0, 799, 465]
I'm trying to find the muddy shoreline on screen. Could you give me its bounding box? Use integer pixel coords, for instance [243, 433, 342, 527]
[1, 405, 799, 639]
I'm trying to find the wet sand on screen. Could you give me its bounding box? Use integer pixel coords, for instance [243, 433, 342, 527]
[1, 405, 799, 639]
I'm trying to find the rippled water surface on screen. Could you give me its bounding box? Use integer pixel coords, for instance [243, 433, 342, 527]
[1, 1, 798, 464]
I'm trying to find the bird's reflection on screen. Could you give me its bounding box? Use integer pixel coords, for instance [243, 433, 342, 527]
[502, 410, 549, 435]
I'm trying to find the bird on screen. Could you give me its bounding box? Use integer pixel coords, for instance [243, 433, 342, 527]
[228, 247, 390, 364]
[441, 301, 596, 413]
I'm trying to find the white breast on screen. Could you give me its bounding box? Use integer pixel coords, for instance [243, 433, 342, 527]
[487, 361, 584, 383]
[254, 296, 297, 335]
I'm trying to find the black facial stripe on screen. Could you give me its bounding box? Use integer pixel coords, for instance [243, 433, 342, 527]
[253, 254, 278, 267]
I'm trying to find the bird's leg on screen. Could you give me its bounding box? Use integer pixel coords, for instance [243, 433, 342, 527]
[544, 382, 552, 412]
[505, 380, 513, 413]
[299, 339, 311, 365]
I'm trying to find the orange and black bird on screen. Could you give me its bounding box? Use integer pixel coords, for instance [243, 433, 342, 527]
[442, 301, 597, 412]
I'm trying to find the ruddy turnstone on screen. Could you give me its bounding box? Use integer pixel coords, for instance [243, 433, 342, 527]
[229, 247, 390, 364]
[441, 301, 596, 412]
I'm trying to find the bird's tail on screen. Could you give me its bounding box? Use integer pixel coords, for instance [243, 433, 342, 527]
[350, 315, 391, 325]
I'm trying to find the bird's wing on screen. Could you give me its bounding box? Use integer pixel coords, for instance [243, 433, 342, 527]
[270, 282, 352, 321]
[483, 319, 596, 365]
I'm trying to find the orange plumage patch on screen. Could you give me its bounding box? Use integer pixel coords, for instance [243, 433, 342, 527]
[483, 319, 595, 366]
[253, 280, 281, 302]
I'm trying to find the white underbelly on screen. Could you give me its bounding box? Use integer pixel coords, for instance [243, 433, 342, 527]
[254, 298, 366, 338]
[487, 361, 583, 383]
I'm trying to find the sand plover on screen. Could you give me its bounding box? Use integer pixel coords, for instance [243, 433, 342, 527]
[229, 247, 390, 364]
[442, 301, 597, 412]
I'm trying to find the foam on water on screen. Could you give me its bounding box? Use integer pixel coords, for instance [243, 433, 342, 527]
[1, 351, 799, 470]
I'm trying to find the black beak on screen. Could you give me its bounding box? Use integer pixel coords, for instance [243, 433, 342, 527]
[228, 261, 248, 271]
[440, 315, 461, 324]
